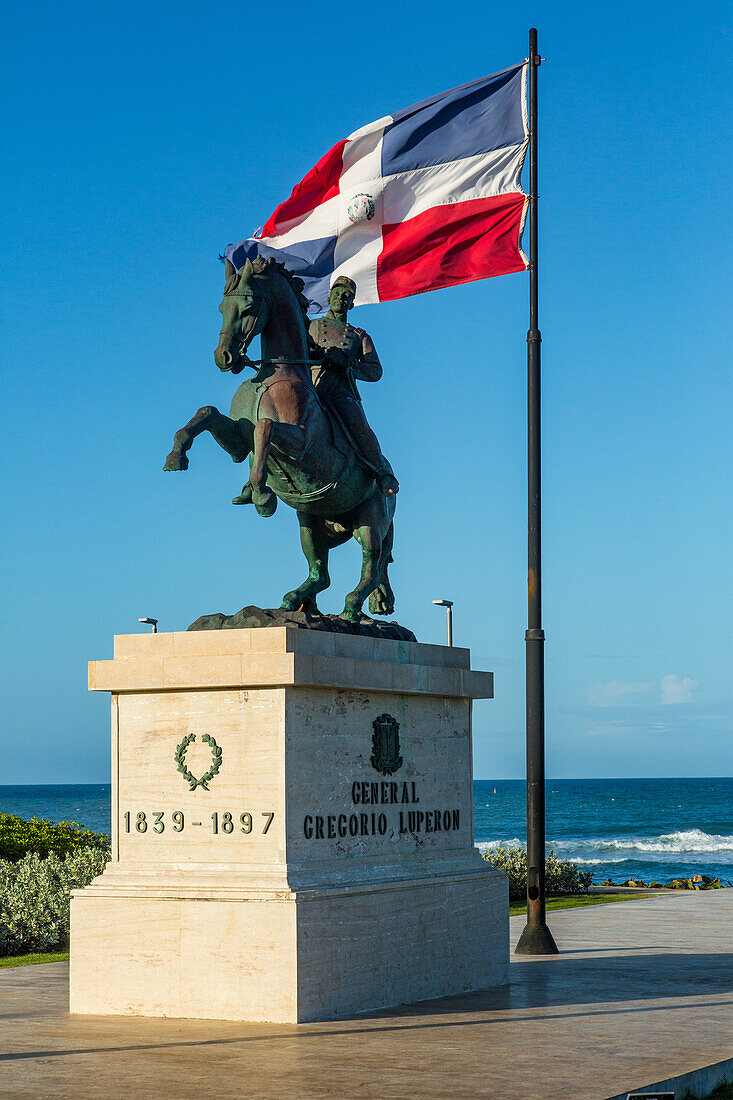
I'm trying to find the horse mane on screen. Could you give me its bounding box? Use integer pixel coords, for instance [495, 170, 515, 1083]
[224, 255, 310, 321]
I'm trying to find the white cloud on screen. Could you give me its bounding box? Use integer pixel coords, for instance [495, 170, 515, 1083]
[586, 675, 700, 708]
[585, 721, 637, 738]
[586, 680, 654, 707]
[660, 674, 698, 705]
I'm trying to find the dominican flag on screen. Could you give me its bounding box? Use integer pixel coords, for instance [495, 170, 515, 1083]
[225, 62, 529, 313]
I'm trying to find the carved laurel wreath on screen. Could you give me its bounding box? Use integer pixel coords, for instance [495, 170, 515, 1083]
[174, 733, 223, 791]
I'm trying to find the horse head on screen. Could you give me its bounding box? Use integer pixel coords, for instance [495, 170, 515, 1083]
[215, 254, 310, 374]
[215, 257, 267, 374]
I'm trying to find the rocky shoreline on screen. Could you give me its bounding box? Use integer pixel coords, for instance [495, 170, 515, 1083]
[599, 873, 730, 891]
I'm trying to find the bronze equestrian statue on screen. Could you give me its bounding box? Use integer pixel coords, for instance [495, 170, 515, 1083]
[164, 256, 397, 622]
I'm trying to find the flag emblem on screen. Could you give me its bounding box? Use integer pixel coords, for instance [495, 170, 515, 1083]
[225, 62, 529, 313]
[347, 193, 376, 223]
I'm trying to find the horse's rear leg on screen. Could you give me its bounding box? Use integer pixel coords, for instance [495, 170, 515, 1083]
[340, 493, 388, 622]
[281, 513, 347, 612]
[164, 407, 250, 471]
[369, 520, 395, 617]
[341, 493, 396, 622]
[341, 527, 381, 622]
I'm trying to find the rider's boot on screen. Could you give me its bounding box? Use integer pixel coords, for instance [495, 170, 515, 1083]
[232, 483, 253, 505]
[376, 468, 399, 497]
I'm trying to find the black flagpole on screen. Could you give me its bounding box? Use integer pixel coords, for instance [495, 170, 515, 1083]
[515, 27, 558, 956]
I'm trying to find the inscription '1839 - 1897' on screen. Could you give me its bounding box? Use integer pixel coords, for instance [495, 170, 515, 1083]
[122, 810, 274, 835]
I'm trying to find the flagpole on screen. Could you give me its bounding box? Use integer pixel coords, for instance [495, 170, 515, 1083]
[515, 27, 558, 956]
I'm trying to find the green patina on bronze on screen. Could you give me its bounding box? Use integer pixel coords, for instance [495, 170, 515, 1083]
[164, 255, 399, 623]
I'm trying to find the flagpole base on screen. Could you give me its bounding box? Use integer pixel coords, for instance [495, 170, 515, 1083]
[514, 920, 559, 955]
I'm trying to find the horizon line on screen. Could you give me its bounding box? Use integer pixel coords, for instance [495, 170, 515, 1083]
[2, 775, 732, 788]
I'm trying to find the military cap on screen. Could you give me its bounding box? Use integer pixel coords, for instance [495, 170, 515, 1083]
[330, 275, 357, 295]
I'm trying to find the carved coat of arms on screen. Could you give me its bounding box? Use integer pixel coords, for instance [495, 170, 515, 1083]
[370, 713, 403, 776]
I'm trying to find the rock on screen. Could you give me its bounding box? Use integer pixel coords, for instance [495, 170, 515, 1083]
[188, 604, 417, 642]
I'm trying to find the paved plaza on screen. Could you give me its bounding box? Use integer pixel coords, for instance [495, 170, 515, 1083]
[1, 891, 731, 1100]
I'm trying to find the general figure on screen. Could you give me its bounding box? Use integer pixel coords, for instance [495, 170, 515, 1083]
[309, 276, 399, 497]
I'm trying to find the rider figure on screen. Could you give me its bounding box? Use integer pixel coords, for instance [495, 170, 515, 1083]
[309, 275, 399, 497]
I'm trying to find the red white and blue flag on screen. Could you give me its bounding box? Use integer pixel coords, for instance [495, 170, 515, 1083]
[225, 62, 529, 313]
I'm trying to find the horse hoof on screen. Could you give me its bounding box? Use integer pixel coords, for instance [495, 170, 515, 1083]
[369, 597, 392, 617]
[163, 452, 188, 471]
[254, 488, 277, 517]
[339, 607, 360, 623]
[281, 595, 320, 614]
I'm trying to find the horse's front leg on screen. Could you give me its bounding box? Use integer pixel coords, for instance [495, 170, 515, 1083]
[247, 417, 306, 517]
[164, 406, 250, 471]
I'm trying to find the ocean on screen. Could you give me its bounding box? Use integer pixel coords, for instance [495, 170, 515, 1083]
[1, 778, 731, 886]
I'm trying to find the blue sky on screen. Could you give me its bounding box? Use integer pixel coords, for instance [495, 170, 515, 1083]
[1, 1, 730, 783]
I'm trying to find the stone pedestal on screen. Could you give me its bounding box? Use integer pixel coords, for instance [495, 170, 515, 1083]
[70, 627, 507, 1022]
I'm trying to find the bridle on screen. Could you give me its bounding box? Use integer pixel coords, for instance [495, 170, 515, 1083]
[218, 284, 268, 372]
[218, 278, 323, 371]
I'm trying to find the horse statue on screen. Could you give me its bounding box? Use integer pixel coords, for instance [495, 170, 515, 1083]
[163, 255, 396, 623]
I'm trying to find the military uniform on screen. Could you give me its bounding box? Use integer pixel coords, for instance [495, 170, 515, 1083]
[308, 310, 398, 495]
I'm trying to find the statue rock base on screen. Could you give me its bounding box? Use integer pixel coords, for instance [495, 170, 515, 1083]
[187, 603, 417, 641]
[70, 627, 507, 1023]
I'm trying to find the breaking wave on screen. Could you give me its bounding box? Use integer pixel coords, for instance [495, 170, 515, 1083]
[475, 831, 733, 864]
[554, 830, 733, 855]
[568, 857, 628, 866]
[476, 838, 524, 852]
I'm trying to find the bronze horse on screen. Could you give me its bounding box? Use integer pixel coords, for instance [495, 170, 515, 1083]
[164, 255, 396, 622]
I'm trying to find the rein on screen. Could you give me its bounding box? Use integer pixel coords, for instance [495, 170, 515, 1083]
[243, 356, 321, 368]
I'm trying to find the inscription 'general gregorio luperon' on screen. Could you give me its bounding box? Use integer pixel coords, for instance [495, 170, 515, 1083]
[302, 778, 460, 841]
[303, 808, 460, 840]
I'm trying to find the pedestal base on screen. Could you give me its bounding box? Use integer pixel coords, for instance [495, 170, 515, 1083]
[70, 870, 507, 1022]
[72, 627, 504, 1022]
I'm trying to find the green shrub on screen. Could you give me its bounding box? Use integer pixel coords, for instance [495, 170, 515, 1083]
[683, 1079, 733, 1100]
[0, 814, 109, 862]
[0, 847, 110, 956]
[482, 845, 593, 902]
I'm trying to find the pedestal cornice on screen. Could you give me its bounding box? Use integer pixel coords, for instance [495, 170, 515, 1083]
[89, 627, 494, 699]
